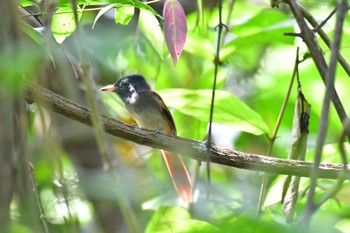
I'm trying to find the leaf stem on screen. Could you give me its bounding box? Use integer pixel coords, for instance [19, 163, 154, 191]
[206, 0, 226, 198]
[257, 47, 300, 216]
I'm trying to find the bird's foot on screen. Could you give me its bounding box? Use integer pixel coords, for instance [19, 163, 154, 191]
[154, 128, 163, 134]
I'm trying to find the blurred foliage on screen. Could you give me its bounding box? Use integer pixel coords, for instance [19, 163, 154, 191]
[9, 0, 350, 232]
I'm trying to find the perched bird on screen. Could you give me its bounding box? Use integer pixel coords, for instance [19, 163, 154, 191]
[100, 74, 192, 202]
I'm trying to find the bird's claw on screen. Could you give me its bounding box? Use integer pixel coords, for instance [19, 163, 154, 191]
[154, 128, 163, 134]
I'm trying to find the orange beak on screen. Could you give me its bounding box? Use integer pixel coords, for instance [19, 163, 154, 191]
[100, 84, 117, 92]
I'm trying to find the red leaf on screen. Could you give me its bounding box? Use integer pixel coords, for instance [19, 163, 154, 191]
[163, 0, 187, 65]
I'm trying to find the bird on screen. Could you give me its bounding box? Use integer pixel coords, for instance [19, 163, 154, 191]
[100, 74, 192, 202]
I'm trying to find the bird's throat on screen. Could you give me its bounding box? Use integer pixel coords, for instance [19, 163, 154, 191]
[125, 91, 138, 104]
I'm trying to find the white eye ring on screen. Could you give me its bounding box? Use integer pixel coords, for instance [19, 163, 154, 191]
[121, 80, 129, 87]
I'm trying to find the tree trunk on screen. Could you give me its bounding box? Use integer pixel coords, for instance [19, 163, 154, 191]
[0, 0, 20, 230]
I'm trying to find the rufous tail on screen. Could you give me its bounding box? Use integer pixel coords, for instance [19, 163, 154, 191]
[161, 150, 192, 202]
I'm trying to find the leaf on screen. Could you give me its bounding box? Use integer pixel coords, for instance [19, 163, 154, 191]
[20, 21, 56, 67]
[56, 0, 88, 8]
[159, 89, 270, 135]
[20, 21, 44, 45]
[222, 9, 294, 70]
[115, 5, 135, 25]
[264, 176, 285, 208]
[20, 0, 37, 7]
[223, 212, 292, 232]
[52, 6, 82, 43]
[185, 34, 214, 60]
[145, 206, 220, 233]
[139, 9, 164, 59]
[282, 92, 311, 223]
[335, 183, 350, 205]
[9, 223, 32, 233]
[92, 4, 116, 29]
[132, 0, 160, 18]
[305, 143, 350, 163]
[163, 0, 187, 65]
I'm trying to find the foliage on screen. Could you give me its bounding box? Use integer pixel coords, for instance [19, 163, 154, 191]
[5, 0, 350, 232]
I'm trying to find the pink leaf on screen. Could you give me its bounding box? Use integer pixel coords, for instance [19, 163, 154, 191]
[163, 0, 187, 66]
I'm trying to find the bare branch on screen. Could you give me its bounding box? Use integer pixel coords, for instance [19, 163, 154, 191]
[284, 0, 350, 140]
[312, 7, 337, 33]
[299, 4, 350, 77]
[304, 0, 349, 222]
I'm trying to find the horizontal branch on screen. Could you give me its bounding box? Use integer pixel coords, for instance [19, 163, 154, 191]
[24, 81, 350, 180]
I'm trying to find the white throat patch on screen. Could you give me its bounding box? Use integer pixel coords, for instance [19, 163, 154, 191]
[125, 85, 138, 104]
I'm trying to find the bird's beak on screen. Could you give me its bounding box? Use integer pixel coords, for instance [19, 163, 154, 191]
[100, 84, 117, 92]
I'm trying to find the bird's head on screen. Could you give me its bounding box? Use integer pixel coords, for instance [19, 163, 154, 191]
[100, 74, 151, 104]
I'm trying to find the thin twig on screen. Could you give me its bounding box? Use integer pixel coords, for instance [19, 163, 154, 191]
[315, 119, 349, 208]
[205, 0, 226, 198]
[313, 7, 337, 33]
[284, 32, 302, 37]
[257, 47, 300, 216]
[223, 0, 236, 43]
[303, 0, 348, 224]
[299, 4, 350, 77]
[28, 163, 50, 233]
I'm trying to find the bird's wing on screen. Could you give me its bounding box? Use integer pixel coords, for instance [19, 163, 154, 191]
[151, 91, 177, 135]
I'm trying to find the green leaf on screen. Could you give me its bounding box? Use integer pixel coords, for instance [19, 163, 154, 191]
[145, 206, 220, 233]
[232, 9, 292, 37]
[264, 175, 285, 208]
[9, 223, 32, 233]
[56, 0, 88, 8]
[20, 21, 44, 45]
[115, 5, 135, 25]
[93, 4, 116, 29]
[20, 0, 37, 7]
[335, 183, 350, 205]
[21, 21, 56, 67]
[52, 6, 82, 43]
[185, 34, 214, 59]
[305, 143, 350, 163]
[335, 218, 350, 233]
[222, 9, 294, 70]
[132, 0, 161, 18]
[159, 89, 270, 135]
[223, 212, 293, 233]
[139, 9, 164, 59]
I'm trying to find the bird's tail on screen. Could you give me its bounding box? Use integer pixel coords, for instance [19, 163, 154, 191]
[161, 150, 192, 202]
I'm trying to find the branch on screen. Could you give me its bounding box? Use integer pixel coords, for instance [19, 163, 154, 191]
[206, 0, 228, 198]
[299, 4, 350, 77]
[284, 0, 350, 140]
[305, 0, 349, 222]
[24, 81, 350, 179]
